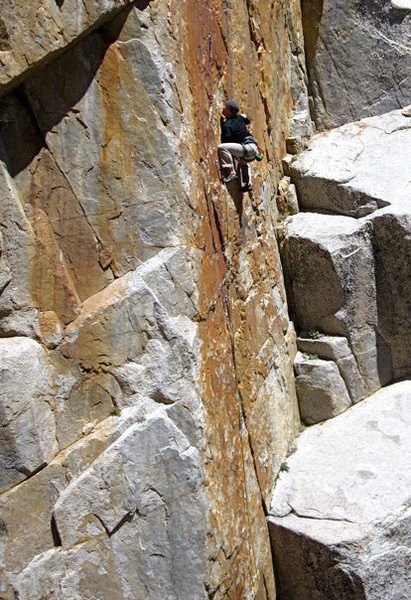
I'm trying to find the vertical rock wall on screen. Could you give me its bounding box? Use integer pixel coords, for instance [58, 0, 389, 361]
[302, 0, 411, 129]
[0, 1, 308, 597]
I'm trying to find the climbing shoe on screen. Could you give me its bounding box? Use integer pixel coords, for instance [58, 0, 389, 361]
[241, 183, 253, 193]
[223, 172, 237, 184]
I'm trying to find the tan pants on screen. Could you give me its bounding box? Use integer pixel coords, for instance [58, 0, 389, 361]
[217, 142, 256, 183]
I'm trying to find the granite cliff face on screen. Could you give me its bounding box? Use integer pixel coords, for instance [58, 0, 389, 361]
[302, 0, 411, 129]
[2, 1, 410, 598]
[0, 1, 308, 598]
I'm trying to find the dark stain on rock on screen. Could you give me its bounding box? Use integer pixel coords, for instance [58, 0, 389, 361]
[0, 519, 8, 536]
[0, 18, 11, 52]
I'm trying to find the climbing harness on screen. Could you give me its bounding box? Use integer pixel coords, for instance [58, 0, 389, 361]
[241, 136, 264, 163]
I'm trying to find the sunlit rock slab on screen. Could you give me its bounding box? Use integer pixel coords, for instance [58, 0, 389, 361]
[282, 212, 381, 398]
[291, 109, 411, 217]
[269, 380, 411, 599]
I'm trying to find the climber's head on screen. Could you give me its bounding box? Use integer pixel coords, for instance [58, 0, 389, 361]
[223, 99, 240, 119]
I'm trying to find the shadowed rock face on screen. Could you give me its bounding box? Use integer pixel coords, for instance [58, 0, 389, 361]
[302, 0, 411, 129]
[0, 1, 307, 598]
[0, 0, 137, 94]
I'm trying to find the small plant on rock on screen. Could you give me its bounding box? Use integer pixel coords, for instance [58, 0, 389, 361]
[307, 328, 322, 340]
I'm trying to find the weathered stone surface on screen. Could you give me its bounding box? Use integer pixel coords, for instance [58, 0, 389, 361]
[54, 372, 121, 450]
[0, 464, 67, 599]
[291, 109, 411, 217]
[269, 381, 411, 599]
[51, 407, 207, 599]
[286, 109, 411, 392]
[0, 0, 307, 597]
[0, 405, 166, 596]
[0, 0, 138, 94]
[282, 212, 381, 397]
[302, 0, 411, 129]
[297, 335, 368, 403]
[372, 207, 411, 380]
[59, 248, 201, 413]
[294, 352, 351, 424]
[0, 337, 57, 493]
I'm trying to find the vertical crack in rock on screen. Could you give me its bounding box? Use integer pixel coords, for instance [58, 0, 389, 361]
[0, 18, 11, 52]
[51, 514, 62, 547]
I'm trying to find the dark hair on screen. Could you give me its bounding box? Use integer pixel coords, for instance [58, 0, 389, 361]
[226, 100, 240, 114]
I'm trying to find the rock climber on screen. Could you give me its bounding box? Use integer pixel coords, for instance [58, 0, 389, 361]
[217, 99, 258, 192]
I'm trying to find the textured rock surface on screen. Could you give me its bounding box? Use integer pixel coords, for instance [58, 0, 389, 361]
[269, 381, 411, 599]
[294, 352, 351, 424]
[297, 335, 367, 403]
[290, 109, 411, 217]
[0, 0, 137, 93]
[282, 212, 381, 399]
[302, 0, 411, 129]
[0, 337, 57, 493]
[283, 109, 411, 407]
[0, 0, 306, 598]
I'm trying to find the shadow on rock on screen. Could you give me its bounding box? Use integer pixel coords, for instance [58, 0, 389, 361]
[0, 3, 151, 177]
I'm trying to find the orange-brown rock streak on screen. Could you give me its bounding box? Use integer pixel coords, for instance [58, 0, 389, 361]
[184, 0, 302, 597]
[184, 1, 292, 598]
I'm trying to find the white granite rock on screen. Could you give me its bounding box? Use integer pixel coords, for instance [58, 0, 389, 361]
[0, 337, 57, 493]
[294, 352, 351, 424]
[282, 212, 381, 396]
[302, 0, 411, 129]
[297, 335, 368, 403]
[285, 110, 411, 391]
[269, 381, 411, 599]
[50, 407, 207, 599]
[291, 110, 411, 217]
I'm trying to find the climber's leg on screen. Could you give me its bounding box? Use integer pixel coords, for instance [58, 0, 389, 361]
[239, 161, 252, 192]
[218, 143, 245, 183]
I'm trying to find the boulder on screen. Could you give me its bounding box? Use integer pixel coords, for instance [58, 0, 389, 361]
[297, 335, 367, 403]
[269, 381, 411, 599]
[302, 0, 411, 129]
[290, 110, 411, 217]
[282, 212, 381, 396]
[286, 109, 411, 390]
[294, 352, 351, 424]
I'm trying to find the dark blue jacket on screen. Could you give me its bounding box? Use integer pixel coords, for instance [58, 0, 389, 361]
[221, 114, 256, 144]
